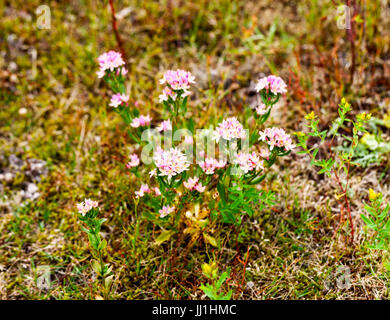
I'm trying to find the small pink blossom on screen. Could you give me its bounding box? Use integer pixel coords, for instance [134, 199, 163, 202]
[194, 183, 206, 193]
[149, 168, 157, 178]
[96, 51, 125, 78]
[159, 205, 175, 218]
[109, 93, 129, 108]
[157, 120, 172, 132]
[160, 69, 195, 91]
[234, 151, 264, 174]
[131, 115, 152, 128]
[255, 103, 268, 115]
[214, 117, 246, 142]
[184, 135, 193, 145]
[154, 187, 161, 196]
[126, 154, 140, 168]
[116, 67, 128, 76]
[135, 184, 151, 198]
[255, 75, 287, 95]
[183, 176, 206, 193]
[199, 157, 226, 175]
[183, 176, 199, 190]
[259, 148, 271, 160]
[77, 198, 98, 216]
[159, 87, 177, 103]
[259, 127, 295, 151]
[153, 147, 190, 180]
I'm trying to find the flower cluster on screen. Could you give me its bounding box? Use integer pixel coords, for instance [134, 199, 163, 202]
[109, 93, 129, 108]
[159, 205, 175, 218]
[153, 147, 190, 180]
[259, 148, 271, 160]
[135, 184, 151, 198]
[159, 87, 177, 103]
[255, 75, 287, 95]
[199, 157, 226, 175]
[214, 117, 246, 142]
[96, 51, 126, 78]
[134, 183, 160, 198]
[259, 127, 295, 151]
[160, 69, 195, 92]
[126, 154, 140, 168]
[131, 115, 152, 128]
[255, 103, 268, 115]
[234, 151, 264, 174]
[183, 176, 206, 193]
[157, 120, 172, 132]
[77, 198, 98, 216]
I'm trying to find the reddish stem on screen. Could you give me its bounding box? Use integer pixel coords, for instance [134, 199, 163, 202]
[333, 167, 354, 244]
[108, 0, 127, 63]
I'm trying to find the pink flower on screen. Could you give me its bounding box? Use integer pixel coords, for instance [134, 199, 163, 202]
[258, 127, 295, 151]
[255, 75, 287, 95]
[160, 69, 195, 91]
[149, 168, 157, 178]
[214, 117, 246, 142]
[135, 184, 151, 198]
[183, 176, 206, 193]
[259, 148, 271, 160]
[159, 87, 177, 103]
[153, 147, 190, 180]
[126, 154, 140, 168]
[255, 103, 268, 115]
[234, 151, 264, 174]
[131, 115, 152, 128]
[159, 205, 175, 218]
[157, 120, 172, 132]
[96, 51, 125, 78]
[77, 198, 98, 216]
[183, 176, 199, 190]
[109, 93, 129, 108]
[116, 67, 128, 76]
[154, 187, 161, 196]
[199, 157, 226, 175]
[194, 182, 206, 193]
[96, 69, 105, 78]
[184, 135, 193, 145]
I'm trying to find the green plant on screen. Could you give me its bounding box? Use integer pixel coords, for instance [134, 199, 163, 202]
[77, 199, 113, 299]
[361, 189, 390, 271]
[199, 261, 232, 300]
[295, 98, 371, 243]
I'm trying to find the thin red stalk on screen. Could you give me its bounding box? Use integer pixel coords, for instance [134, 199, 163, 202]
[108, 0, 127, 63]
[333, 167, 354, 243]
[240, 246, 250, 292]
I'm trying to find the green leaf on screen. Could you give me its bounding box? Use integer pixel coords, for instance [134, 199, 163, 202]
[105, 275, 114, 290]
[91, 259, 101, 274]
[155, 229, 176, 245]
[203, 233, 218, 247]
[216, 269, 230, 289]
[217, 181, 227, 205]
[200, 284, 216, 300]
[88, 233, 99, 250]
[221, 290, 233, 300]
[98, 239, 107, 250]
[383, 261, 390, 272]
[360, 214, 375, 229]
